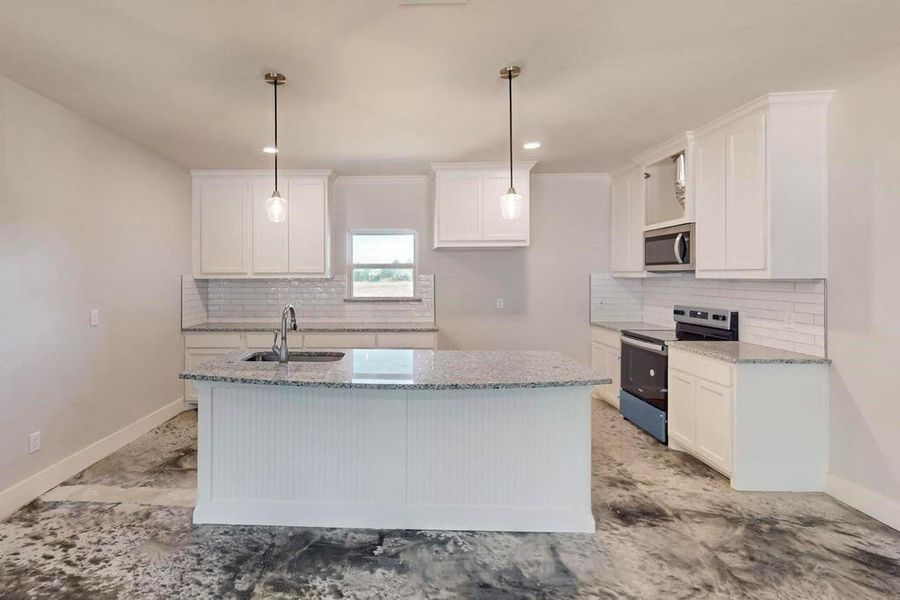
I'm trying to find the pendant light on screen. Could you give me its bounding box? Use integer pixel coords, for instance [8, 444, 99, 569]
[265, 72, 287, 222]
[499, 65, 522, 221]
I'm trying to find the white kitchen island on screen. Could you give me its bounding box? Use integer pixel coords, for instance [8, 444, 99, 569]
[180, 349, 608, 533]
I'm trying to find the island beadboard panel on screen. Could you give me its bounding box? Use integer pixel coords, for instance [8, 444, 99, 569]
[182, 274, 435, 324]
[194, 382, 594, 532]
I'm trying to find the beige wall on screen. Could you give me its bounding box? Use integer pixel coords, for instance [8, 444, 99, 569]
[332, 175, 609, 363]
[0, 76, 191, 495]
[827, 61, 900, 526]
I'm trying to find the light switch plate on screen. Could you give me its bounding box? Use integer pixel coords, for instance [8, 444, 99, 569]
[90, 309, 99, 327]
[29, 431, 41, 454]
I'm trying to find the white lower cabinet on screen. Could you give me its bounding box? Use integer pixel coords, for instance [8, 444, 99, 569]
[667, 348, 827, 491]
[590, 327, 621, 408]
[668, 356, 734, 475]
[184, 347, 240, 403]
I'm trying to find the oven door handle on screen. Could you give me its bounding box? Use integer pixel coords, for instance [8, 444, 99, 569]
[621, 336, 668, 355]
[674, 233, 686, 264]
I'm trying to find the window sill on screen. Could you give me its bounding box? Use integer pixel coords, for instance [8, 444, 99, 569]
[343, 297, 424, 303]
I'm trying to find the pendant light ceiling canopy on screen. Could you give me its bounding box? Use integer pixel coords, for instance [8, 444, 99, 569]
[499, 65, 522, 221]
[265, 72, 287, 223]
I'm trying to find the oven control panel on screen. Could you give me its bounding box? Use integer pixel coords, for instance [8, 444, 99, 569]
[673, 305, 736, 331]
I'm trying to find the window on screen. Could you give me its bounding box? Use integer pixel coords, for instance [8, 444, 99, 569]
[348, 231, 417, 298]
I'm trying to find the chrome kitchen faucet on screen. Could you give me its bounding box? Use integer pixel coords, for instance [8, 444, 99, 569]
[272, 304, 298, 363]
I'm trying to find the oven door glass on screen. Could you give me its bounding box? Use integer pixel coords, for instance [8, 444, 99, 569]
[620, 338, 668, 410]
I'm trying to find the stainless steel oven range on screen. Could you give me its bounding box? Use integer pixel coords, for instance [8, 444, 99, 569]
[619, 305, 739, 443]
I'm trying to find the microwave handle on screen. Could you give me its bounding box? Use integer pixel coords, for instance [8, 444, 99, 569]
[674, 233, 686, 264]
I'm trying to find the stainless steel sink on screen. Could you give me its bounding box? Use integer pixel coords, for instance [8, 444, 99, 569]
[243, 351, 345, 363]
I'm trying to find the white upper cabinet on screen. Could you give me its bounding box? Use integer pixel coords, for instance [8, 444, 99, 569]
[193, 170, 332, 278]
[693, 92, 832, 279]
[609, 166, 645, 275]
[432, 162, 535, 248]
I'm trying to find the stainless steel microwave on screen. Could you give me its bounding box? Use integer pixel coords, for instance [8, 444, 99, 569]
[643, 223, 695, 272]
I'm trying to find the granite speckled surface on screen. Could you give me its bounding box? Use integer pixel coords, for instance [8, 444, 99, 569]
[591, 321, 657, 333]
[179, 349, 611, 390]
[183, 321, 438, 333]
[669, 341, 831, 364]
[2, 402, 898, 599]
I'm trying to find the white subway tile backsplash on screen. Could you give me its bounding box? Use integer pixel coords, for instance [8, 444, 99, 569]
[181, 276, 209, 327]
[590, 274, 643, 322]
[590, 274, 827, 357]
[183, 275, 435, 324]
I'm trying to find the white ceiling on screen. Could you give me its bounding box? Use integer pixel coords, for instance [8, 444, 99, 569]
[3, 0, 900, 174]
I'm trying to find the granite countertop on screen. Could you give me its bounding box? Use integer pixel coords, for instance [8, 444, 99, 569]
[179, 349, 611, 390]
[183, 322, 438, 333]
[590, 321, 658, 332]
[668, 341, 831, 364]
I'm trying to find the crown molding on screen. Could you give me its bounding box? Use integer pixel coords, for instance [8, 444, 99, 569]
[531, 172, 610, 184]
[190, 169, 334, 179]
[334, 175, 430, 186]
[431, 161, 538, 172]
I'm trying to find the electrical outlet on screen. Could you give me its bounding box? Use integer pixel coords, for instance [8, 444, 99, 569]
[29, 431, 41, 454]
[495, 298, 505, 310]
[90, 309, 99, 327]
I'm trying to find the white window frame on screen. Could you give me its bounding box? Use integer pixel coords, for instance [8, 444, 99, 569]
[347, 229, 418, 299]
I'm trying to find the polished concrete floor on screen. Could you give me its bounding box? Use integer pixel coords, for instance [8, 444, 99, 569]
[1, 399, 898, 599]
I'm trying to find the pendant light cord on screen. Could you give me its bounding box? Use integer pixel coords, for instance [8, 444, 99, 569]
[273, 80, 279, 192]
[508, 72, 514, 188]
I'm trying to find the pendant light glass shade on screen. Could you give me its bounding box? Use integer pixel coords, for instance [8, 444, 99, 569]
[500, 187, 522, 220]
[266, 189, 287, 222]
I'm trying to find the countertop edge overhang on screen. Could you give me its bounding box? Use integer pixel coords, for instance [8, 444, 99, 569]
[179, 349, 611, 391]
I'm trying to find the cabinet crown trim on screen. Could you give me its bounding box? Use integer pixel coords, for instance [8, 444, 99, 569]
[694, 91, 834, 137]
[191, 169, 334, 179]
[431, 161, 537, 172]
[631, 131, 695, 167]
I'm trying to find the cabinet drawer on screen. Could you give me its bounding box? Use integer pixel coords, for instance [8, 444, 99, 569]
[377, 333, 436, 349]
[591, 326, 621, 347]
[303, 333, 376, 348]
[184, 333, 242, 349]
[246, 332, 302, 349]
[669, 349, 733, 387]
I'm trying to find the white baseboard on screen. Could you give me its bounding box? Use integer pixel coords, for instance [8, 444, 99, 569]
[0, 398, 187, 520]
[826, 473, 900, 531]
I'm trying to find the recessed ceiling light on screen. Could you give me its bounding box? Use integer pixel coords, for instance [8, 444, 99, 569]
[523, 142, 541, 150]
[262, 146, 279, 154]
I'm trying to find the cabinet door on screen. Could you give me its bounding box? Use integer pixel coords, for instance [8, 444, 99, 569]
[251, 177, 289, 274]
[482, 170, 529, 242]
[694, 129, 727, 270]
[198, 178, 249, 274]
[436, 172, 482, 242]
[725, 111, 767, 271]
[604, 345, 621, 407]
[625, 168, 646, 271]
[611, 168, 643, 273]
[287, 177, 327, 274]
[667, 368, 697, 449]
[695, 380, 733, 474]
[184, 347, 235, 403]
[609, 172, 629, 272]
